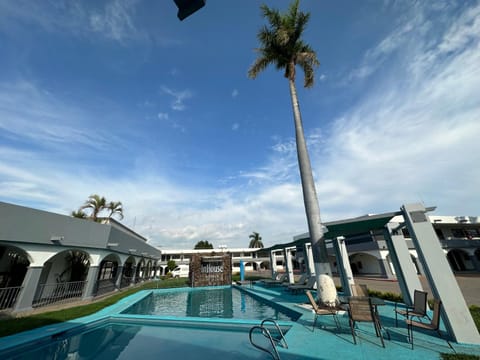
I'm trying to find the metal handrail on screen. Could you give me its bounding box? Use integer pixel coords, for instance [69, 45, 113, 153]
[0, 286, 22, 310]
[261, 318, 288, 349]
[33, 281, 86, 308]
[249, 325, 280, 360]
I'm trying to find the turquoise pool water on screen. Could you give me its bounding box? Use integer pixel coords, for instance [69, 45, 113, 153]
[122, 286, 299, 321]
[2, 321, 275, 359]
[0, 287, 298, 360]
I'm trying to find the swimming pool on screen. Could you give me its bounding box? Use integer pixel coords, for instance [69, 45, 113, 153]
[0, 286, 299, 359]
[121, 286, 299, 321]
[1, 321, 277, 359]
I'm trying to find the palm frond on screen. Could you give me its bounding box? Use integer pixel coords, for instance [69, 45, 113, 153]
[248, 0, 318, 88]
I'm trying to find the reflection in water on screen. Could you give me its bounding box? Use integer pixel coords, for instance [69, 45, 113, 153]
[9, 324, 141, 360]
[186, 287, 233, 318]
[122, 287, 296, 321]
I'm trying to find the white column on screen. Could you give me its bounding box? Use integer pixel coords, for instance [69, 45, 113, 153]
[402, 203, 480, 345]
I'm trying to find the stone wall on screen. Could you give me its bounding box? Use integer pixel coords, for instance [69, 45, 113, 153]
[189, 253, 232, 287]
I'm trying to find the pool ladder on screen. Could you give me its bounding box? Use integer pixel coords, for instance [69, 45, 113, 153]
[249, 318, 288, 360]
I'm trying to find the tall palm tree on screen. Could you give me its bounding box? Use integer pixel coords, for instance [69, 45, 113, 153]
[249, 232, 264, 248]
[107, 201, 124, 220]
[81, 194, 107, 222]
[248, 0, 333, 290]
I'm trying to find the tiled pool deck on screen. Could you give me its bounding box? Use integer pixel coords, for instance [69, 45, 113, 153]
[0, 283, 479, 359]
[239, 282, 480, 360]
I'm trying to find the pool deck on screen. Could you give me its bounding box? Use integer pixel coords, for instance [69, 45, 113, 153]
[237, 282, 480, 360]
[0, 284, 479, 359]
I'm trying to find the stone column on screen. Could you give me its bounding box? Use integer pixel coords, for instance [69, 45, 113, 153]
[402, 203, 480, 344]
[378, 257, 395, 279]
[115, 266, 123, 288]
[284, 248, 295, 284]
[82, 265, 100, 300]
[384, 222, 423, 306]
[269, 251, 276, 279]
[304, 243, 315, 277]
[13, 266, 43, 312]
[332, 236, 355, 297]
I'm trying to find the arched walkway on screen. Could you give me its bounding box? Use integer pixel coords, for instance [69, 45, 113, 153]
[33, 249, 91, 307]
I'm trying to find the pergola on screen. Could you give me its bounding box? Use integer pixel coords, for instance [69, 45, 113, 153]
[263, 203, 480, 345]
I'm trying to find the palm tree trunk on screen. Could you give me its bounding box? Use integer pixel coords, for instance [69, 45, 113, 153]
[288, 78, 333, 283]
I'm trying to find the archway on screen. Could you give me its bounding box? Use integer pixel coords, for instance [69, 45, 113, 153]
[120, 256, 136, 288]
[34, 249, 91, 307]
[96, 254, 120, 296]
[349, 253, 381, 276]
[0, 245, 30, 309]
[0, 245, 30, 288]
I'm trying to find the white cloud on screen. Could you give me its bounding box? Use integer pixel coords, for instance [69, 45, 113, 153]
[89, 0, 140, 43]
[161, 86, 193, 111]
[0, 0, 143, 44]
[311, 1, 480, 219]
[0, 80, 116, 152]
[232, 89, 239, 98]
[232, 123, 239, 131]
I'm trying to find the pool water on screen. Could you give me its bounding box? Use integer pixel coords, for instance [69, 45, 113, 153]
[122, 287, 299, 321]
[3, 322, 275, 360]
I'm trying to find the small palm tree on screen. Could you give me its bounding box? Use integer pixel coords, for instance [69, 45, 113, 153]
[81, 194, 107, 222]
[248, 0, 333, 292]
[71, 210, 87, 219]
[107, 201, 124, 220]
[249, 232, 264, 248]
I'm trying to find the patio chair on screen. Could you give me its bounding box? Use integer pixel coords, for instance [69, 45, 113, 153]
[406, 298, 452, 350]
[348, 297, 385, 347]
[305, 290, 340, 331]
[395, 289, 430, 327]
[287, 276, 316, 294]
[351, 284, 369, 297]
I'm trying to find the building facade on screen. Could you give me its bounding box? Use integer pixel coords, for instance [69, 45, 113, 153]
[0, 202, 161, 313]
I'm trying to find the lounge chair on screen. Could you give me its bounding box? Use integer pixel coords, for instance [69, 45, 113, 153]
[348, 297, 386, 347]
[406, 298, 452, 350]
[287, 276, 316, 294]
[261, 273, 288, 287]
[282, 273, 308, 288]
[305, 290, 340, 331]
[395, 289, 429, 327]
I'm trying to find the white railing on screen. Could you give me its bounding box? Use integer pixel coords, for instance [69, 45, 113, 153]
[33, 281, 87, 308]
[0, 286, 22, 310]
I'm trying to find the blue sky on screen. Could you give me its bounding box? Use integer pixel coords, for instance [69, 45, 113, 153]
[1, 0, 479, 249]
